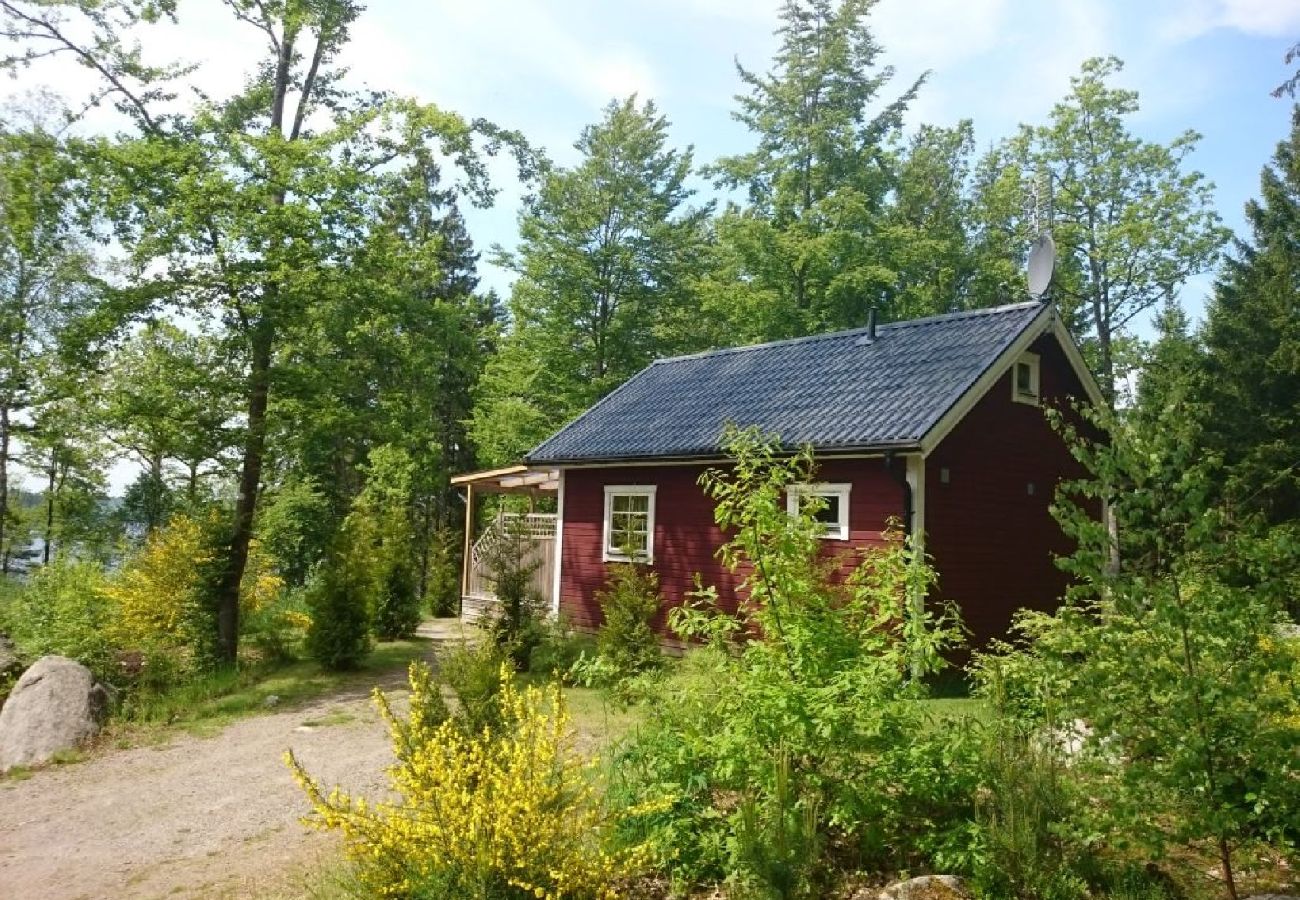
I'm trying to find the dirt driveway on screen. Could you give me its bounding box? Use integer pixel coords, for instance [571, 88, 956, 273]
[0, 620, 472, 900]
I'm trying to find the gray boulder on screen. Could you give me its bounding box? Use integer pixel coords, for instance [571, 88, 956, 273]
[0, 655, 108, 771]
[878, 875, 969, 900]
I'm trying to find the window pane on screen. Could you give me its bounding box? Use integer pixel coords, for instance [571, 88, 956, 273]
[608, 492, 651, 556]
[812, 494, 840, 527]
[1017, 362, 1033, 394]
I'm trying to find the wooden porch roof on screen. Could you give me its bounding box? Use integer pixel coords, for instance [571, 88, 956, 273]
[450, 464, 559, 493]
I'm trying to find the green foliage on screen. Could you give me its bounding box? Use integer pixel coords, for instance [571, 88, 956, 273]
[471, 96, 710, 464]
[439, 640, 508, 737]
[585, 563, 661, 683]
[422, 526, 462, 618]
[480, 518, 548, 671]
[305, 538, 375, 672]
[0, 559, 116, 683]
[612, 428, 970, 890]
[256, 475, 333, 590]
[526, 616, 593, 678]
[967, 663, 1091, 900]
[1199, 107, 1300, 536]
[701, 0, 924, 340]
[731, 751, 822, 900]
[357, 446, 422, 641]
[99, 321, 237, 524]
[981, 396, 1300, 897]
[1013, 57, 1227, 402]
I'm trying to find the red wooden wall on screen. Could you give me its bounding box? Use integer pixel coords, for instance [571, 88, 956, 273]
[558, 459, 904, 633]
[924, 333, 1090, 649]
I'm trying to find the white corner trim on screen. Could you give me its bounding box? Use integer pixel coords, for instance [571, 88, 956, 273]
[787, 482, 852, 540]
[601, 484, 657, 564]
[905, 455, 925, 554]
[1051, 317, 1107, 408]
[551, 470, 565, 616]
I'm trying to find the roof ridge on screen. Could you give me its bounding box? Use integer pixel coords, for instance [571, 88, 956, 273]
[652, 301, 1042, 365]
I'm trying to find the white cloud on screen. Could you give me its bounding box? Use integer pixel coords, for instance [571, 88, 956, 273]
[1162, 0, 1300, 40]
[874, 0, 1011, 71]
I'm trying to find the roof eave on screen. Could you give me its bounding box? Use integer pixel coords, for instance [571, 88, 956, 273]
[526, 440, 925, 468]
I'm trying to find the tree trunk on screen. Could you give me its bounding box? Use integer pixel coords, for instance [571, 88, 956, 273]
[214, 323, 273, 663]
[149, 452, 164, 531]
[212, 10, 299, 664]
[43, 455, 55, 565]
[1218, 836, 1238, 900]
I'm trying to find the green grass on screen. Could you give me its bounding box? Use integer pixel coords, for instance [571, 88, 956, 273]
[301, 708, 359, 728]
[922, 696, 989, 723]
[111, 638, 429, 743]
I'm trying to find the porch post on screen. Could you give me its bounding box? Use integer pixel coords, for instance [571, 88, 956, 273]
[460, 482, 474, 615]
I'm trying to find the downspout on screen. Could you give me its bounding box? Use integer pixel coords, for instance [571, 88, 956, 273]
[884, 451, 913, 537]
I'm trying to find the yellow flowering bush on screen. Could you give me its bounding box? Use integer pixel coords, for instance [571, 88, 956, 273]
[103, 514, 213, 649]
[287, 663, 643, 899]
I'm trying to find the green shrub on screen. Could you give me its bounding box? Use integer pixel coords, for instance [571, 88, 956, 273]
[2, 560, 118, 684]
[481, 520, 547, 670]
[980, 403, 1300, 897]
[441, 640, 507, 735]
[373, 550, 420, 641]
[423, 526, 461, 618]
[592, 562, 661, 680]
[527, 616, 593, 677]
[966, 670, 1090, 900]
[610, 428, 970, 890]
[305, 545, 374, 671]
[242, 585, 311, 664]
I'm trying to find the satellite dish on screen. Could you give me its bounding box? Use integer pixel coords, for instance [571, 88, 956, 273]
[1027, 232, 1056, 301]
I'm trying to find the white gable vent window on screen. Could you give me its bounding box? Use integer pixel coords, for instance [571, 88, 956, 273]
[787, 483, 851, 540]
[603, 485, 657, 563]
[1012, 351, 1041, 406]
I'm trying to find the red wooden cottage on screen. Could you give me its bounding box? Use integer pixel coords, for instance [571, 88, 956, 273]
[454, 300, 1104, 648]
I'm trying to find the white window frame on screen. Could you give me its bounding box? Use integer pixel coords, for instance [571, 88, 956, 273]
[602, 485, 657, 563]
[1011, 351, 1041, 406]
[786, 482, 852, 540]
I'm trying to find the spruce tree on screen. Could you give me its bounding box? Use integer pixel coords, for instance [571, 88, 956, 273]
[1200, 106, 1300, 527]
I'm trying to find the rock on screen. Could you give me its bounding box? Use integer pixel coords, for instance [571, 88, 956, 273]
[0, 656, 108, 771]
[262, 694, 281, 709]
[878, 875, 970, 900]
[0, 633, 20, 676]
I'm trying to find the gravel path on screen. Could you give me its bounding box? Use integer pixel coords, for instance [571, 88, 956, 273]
[0, 620, 473, 900]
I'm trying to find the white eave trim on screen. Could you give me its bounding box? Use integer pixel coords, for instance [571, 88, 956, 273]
[918, 303, 1104, 456]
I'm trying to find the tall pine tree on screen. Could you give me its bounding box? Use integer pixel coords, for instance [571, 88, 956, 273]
[1200, 106, 1300, 527]
[702, 0, 922, 340]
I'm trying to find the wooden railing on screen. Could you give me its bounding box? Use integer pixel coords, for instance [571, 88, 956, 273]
[463, 513, 557, 620]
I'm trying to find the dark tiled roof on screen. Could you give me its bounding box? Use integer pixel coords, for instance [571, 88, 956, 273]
[527, 302, 1049, 464]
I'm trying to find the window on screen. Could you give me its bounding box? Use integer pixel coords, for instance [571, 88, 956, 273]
[786, 483, 852, 540]
[1012, 351, 1041, 405]
[602, 485, 657, 563]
